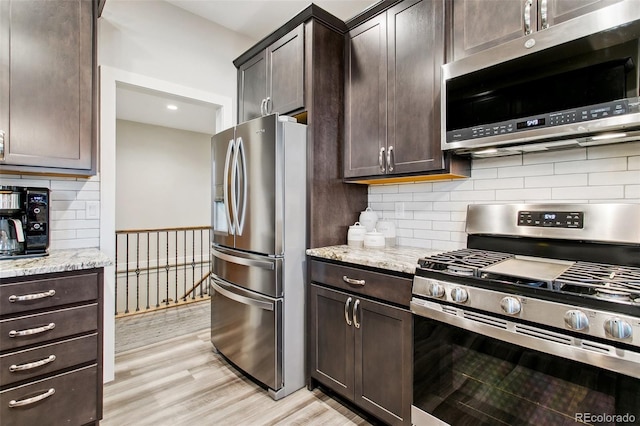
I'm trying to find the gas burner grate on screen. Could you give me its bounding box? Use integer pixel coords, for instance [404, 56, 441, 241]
[556, 262, 640, 301]
[418, 249, 514, 276]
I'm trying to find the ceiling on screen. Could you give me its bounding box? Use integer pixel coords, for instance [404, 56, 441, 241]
[165, 0, 377, 41]
[115, 1, 377, 135]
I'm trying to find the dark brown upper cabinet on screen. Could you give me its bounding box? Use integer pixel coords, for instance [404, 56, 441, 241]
[344, 0, 467, 183]
[238, 24, 304, 122]
[450, 0, 624, 62]
[0, 0, 96, 175]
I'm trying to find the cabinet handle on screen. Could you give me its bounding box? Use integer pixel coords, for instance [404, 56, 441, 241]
[387, 146, 394, 172]
[260, 99, 267, 116]
[353, 299, 361, 329]
[540, 0, 548, 29]
[342, 275, 365, 286]
[9, 289, 56, 303]
[265, 97, 272, 115]
[9, 322, 55, 338]
[344, 297, 353, 326]
[523, 0, 533, 35]
[0, 130, 4, 160]
[9, 388, 55, 408]
[379, 147, 386, 172]
[10, 355, 56, 372]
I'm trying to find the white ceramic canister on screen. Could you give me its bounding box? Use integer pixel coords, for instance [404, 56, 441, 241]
[359, 207, 379, 232]
[376, 220, 397, 247]
[347, 222, 367, 247]
[363, 229, 385, 248]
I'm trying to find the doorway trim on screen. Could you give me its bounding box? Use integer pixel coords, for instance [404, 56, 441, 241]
[99, 65, 232, 382]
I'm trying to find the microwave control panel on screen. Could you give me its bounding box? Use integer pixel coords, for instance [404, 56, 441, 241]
[446, 99, 630, 142]
[518, 211, 584, 229]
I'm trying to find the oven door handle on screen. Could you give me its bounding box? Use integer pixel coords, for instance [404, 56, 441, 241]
[411, 298, 640, 380]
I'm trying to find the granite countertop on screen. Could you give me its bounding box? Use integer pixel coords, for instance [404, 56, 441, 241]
[306, 245, 441, 275]
[0, 248, 113, 279]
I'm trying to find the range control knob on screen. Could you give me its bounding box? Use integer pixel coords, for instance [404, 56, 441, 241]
[428, 282, 445, 298]
[450, 287, 468, 303]
[604, 318, 633, 340]
[564, 310, 589, 331]
[500, 296, 521, 315]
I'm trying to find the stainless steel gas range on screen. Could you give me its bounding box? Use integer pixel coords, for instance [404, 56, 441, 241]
[411, 204, 640, 426]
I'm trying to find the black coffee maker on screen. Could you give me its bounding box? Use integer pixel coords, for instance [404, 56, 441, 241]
[0, 186, 50, 258]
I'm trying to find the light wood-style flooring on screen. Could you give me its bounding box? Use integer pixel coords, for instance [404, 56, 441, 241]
[102, 329, 373, 426]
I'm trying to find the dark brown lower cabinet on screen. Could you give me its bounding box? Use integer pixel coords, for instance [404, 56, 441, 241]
[309, 283, 412, 425]
[0, 268, 103, 426]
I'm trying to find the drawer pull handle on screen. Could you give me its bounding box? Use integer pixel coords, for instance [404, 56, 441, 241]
[9, 322, 56, 338]
[10, 355, 56, 372]
[342, 275, 365, 286]
[9, 290, 56, 303]
[9, 388, 55, 408]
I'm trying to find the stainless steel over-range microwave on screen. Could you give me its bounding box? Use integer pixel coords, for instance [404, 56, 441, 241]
[442, 1, 640, 157]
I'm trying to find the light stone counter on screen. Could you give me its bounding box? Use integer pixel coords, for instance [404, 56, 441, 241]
[0, 248, 112, 279]
[306, 245, 441, 275]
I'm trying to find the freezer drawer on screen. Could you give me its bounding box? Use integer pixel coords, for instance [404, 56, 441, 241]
[211, 246, 282, 297]
[210, 278, 282, 392]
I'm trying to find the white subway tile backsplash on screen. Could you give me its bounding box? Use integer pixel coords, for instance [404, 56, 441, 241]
[414, 211, 451, 221]
[587, 141, 640, 159]
[473, 156, 522, 169]
[498, 163, 554, 178]
[554, 157, 627, 174]
[496, 188, 552, 201]
[589, 171, 640, 186]
[470, 168, 498, 180]
[369, 185, 399, 195]
[525, 174, 587, 188]
[369, 146, 639, 250]
[474, 178, 523, 190]
[552, 186, 624, 200]
[626, 185, 640, 199]
[522, 148, 586, 165]
[382, 193, 413, 202]
[450, 190, 495, 201]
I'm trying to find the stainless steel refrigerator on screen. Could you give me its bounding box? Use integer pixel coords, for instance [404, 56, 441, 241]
[209, 113, 306, 400]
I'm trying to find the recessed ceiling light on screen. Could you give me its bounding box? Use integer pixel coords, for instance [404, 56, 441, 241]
[167, 104, 178, 110]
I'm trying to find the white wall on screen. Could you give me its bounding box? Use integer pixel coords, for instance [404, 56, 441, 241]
[115, 119, 211, 230]
[99, 0, 255, 124]
[369, 142, 640, 251]
[97, 1, 250, 382]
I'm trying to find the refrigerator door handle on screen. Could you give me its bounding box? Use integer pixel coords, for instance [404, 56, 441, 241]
[236, 137, 248, 236]
[211, 247, 275, 270]
[211, 279, 274, 311]
[223, 139, 235, 234]
[230, 139, 240, 234]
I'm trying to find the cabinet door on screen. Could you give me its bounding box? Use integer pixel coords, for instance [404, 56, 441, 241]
[238, 51, 267, 123]
[1, 0, 93, 171]
[451, 0, 535, 61]
[544, 0, 623, 27]
[344, 13, 387, 179]
[267, 24, 304, 116]
[387, 0, 444, 175]
[354, 298, 412, 425]
[309, 284, 355, 401]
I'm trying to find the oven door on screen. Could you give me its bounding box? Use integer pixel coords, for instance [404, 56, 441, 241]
[411, 299, 640, 426]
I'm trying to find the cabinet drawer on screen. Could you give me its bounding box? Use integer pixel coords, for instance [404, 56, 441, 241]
[0, 365, 98, 426]
[310, 260, 412, 307]
[0, 272, 99, 316]
[0, 304, 97, 351]
[0, 334, 97, 386]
